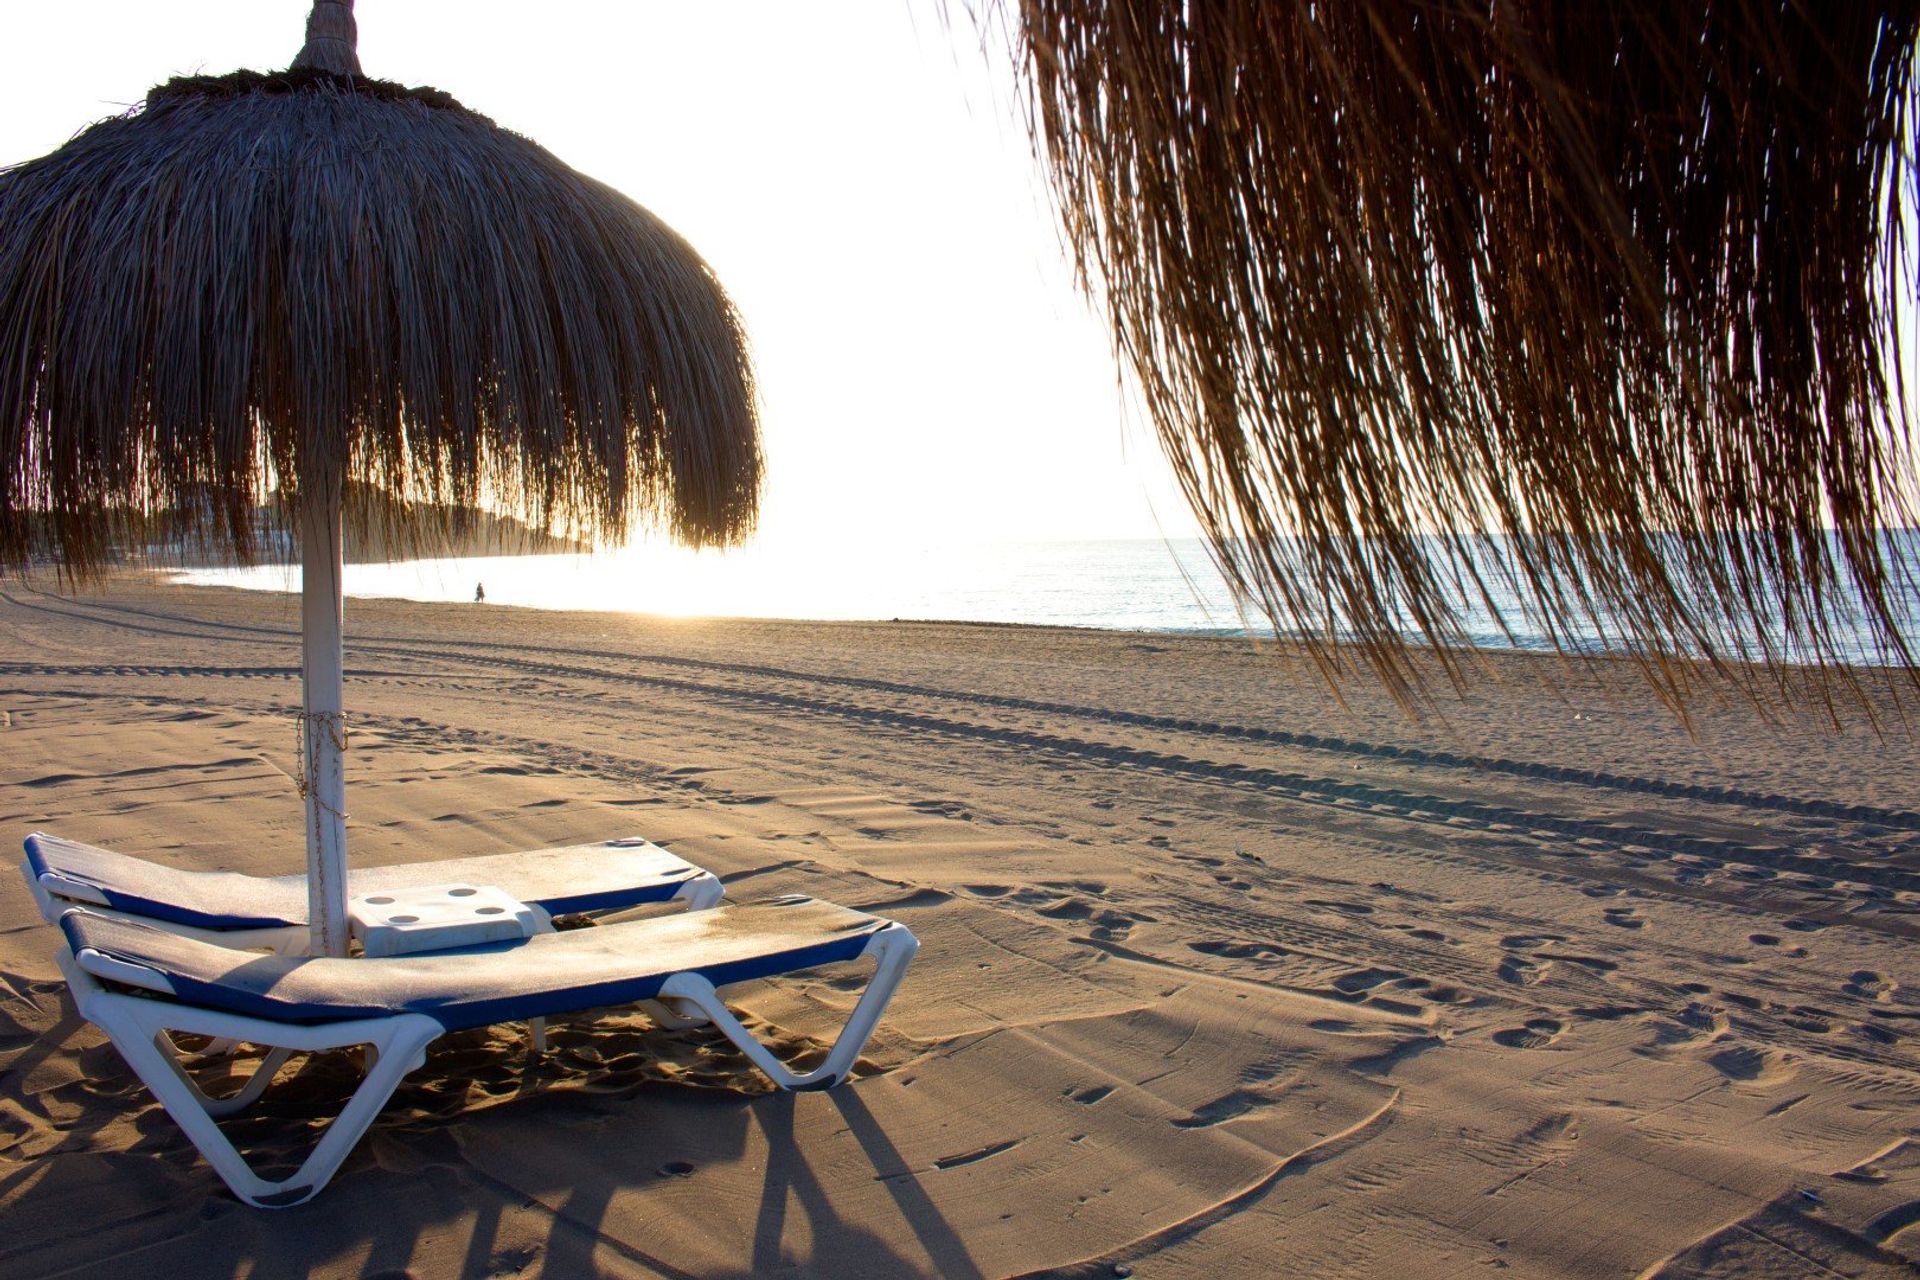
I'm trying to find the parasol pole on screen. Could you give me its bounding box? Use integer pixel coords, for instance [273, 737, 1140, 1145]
[300, 475, 350, 957]
[293, 0, 357, 959]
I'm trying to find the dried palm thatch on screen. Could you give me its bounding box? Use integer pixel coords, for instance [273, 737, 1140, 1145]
[984, 0, 1920, 709]
[0, 7, 758, 578]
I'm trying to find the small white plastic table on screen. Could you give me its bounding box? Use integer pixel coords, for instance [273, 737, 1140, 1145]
[347, 883, 545, 958]
[347, 883, 556, 1051]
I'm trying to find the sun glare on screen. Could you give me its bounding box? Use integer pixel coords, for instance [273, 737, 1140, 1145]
[1, 1, 1198, 566]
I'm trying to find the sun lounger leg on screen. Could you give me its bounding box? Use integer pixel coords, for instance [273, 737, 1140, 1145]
[656, 923, 917, 1090]
[151, 1036, 298, 1117]
[638, 997, 709, 1030]
[62, 954, 442, 1208]
[674, 872, 724, 911]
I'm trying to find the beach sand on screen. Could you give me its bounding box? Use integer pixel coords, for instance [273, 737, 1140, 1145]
[3, 575, 1919, 1278]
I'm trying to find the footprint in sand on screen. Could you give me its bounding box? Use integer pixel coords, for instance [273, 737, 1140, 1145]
[910, 799, 973, 821]
[1782, 1005, 1836, 1034]
[1539, 951, 1619, 974]
[1603, 906, 1647, 930]
[1498, 954, 1553, 986]
[1188, 939, 1288, 961]
[1705, 1043, 1797, 1085]
[1492, 1017, 1565, 1049]
[1029, 887, 1147, 940]
[1644, 1001, 1728, 1049]
[1305, 899, 1374, 916]
[1332, 967, 1405, 995]
[1040, 879, 1109, 896]
[1172, 1092, 1274, 1129]
[1087, 909, 1143, 941]
[1677, 1002, 1729, 1033]
[1844, 970, 1897, 1001]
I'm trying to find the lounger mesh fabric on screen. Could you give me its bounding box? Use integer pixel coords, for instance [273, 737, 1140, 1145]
[63, 898, 886, 1031]
[26, 832, 708, 929]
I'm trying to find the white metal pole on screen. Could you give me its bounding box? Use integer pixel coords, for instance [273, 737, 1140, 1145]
[300, 483, 350, 957]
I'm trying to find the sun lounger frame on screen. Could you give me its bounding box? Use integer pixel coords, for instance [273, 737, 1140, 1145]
[57, 914, 917, 1208]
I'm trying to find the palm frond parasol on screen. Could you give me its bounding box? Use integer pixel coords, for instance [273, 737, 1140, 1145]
[985, 0, 1920, 713]
[0, 0, 761, 953]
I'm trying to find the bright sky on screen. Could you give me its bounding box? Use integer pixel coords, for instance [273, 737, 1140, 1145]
[1, 1, 1201, 551]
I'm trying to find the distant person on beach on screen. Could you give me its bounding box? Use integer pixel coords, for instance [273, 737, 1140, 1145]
[474, 582, 485, 604]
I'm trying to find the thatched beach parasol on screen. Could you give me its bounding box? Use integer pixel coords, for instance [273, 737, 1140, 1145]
[987, 1, 1920, 712]
[0, 0, 761, 954]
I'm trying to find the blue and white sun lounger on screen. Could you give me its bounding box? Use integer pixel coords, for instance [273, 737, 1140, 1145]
[22, 832, 723, 951]
[55, 897, 917, 1207]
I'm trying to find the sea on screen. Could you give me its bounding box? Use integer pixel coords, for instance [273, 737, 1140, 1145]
[173, 534, 1920, 667]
